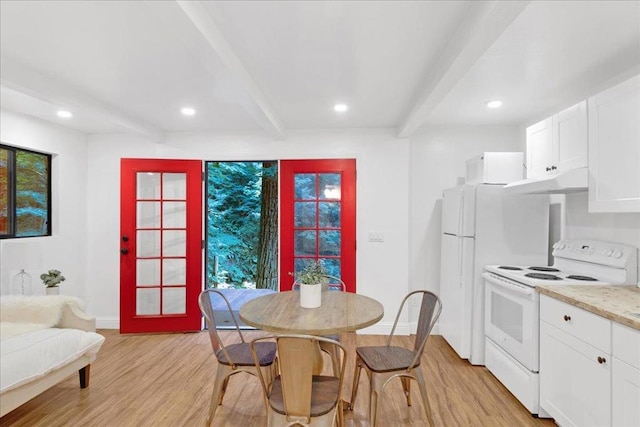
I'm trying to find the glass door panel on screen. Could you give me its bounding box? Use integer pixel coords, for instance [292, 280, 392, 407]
[120, 159, 202, 333]
[280, 160, 356, 292]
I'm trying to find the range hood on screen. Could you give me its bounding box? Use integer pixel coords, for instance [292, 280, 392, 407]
[503, 167, 588, 194]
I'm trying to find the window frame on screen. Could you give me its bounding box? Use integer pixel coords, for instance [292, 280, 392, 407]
[0, 143, 52, 239]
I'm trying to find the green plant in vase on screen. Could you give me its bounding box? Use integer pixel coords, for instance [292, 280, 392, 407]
[296, 260, 329, 285]
[40, 269, 65, 293]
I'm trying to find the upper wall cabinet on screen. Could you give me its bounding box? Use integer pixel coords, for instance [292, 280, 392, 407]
[526, 101, 588, 179]
[588, 74, 640, 213]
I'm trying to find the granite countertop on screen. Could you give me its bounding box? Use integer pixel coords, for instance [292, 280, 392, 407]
[536, 285, 640, 331]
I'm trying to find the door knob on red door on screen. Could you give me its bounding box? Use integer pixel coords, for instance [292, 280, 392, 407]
[120, 248, 129, 255]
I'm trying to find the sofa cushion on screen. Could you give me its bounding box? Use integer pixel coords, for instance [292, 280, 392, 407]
[0, 328, 105, 393]
[0, 295, 84, 326]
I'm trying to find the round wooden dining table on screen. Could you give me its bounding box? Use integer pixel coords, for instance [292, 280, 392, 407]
[239, 290, 384, 335]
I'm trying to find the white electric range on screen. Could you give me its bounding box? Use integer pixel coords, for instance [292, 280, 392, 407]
[482, 239, 638, 416]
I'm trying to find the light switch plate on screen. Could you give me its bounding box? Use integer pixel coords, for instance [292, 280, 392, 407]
[368, 232, 384, 243]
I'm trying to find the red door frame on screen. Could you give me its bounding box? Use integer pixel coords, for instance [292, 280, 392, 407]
[279, 159, 356, 292]
[120, 159, 202, 333]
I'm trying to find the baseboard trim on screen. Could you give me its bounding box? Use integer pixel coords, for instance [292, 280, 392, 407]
[357, 321, 440, 336]
[96, 317, 119, 330]
[94, 318, 440, 335]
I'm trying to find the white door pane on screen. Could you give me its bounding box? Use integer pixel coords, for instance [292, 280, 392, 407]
[137, 259, 160, 286]
[163, 259, 186, 285]
[137, 202, 160, 228]
[163, 287, 186, 314]
[163, 173, 187, 199]
[136, 288, 160, 315]
[137, 230, 161, 257]
[163, 230, 186, 256]
[137, 172, 160, 199]
[163, 202, 186, 228]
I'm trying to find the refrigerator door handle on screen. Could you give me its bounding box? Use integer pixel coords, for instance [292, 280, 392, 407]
[458, 189, 465, 236]
[457, 237, 463, 281]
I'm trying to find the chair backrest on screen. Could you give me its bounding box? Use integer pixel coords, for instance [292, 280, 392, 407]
[292, 274, 346, 292]
[251, 334, 346, 422]
[198, 289, 244, 356]
[387, 290, 442, 369]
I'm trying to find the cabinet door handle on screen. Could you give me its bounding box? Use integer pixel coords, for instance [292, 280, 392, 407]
[551, 165, 557, 170]
[546, 167, 551, 172]
[563, 315, 571, 321]
[597, 356, 606, 364]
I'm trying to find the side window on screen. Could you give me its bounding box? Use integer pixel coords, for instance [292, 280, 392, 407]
[0, 144, 52, 238]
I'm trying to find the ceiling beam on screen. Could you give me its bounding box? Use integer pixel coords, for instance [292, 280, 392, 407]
[397, 1, 530, 138]
[176, 0, 286, 139]
[0, 57, 164, 142]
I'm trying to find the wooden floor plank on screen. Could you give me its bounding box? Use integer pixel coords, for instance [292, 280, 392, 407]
[0, 330, 556, 426]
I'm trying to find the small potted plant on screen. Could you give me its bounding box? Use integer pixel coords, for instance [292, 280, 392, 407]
[295, 261, 328, 308]
[40, 269, 65, 295]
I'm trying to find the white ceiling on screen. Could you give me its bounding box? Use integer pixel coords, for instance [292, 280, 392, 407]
[1, 1, 638, 140]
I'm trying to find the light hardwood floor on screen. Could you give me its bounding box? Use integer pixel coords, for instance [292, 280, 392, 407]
[1, 330, 555, 426]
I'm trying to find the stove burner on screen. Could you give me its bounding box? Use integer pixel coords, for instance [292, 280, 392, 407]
[566, 275, 598, 281]
[525, 273, 562, 280]
[498, 266, 523, 270]
[528, 266, 561, 272]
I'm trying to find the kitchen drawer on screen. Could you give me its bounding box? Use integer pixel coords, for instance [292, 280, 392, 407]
[540, 294, 611, 353]
[613, 322, 640, 369]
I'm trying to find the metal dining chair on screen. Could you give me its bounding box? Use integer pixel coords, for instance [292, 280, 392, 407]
[293, 274, 346, 376]
[198, 289, 278, 426]
[349, 290, 442, 427]
[250, 334, 347, 427]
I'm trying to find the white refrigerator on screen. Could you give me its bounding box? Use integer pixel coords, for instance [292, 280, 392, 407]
[439, 184, 549, 365]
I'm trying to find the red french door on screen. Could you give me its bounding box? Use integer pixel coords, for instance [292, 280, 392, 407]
[280, 159, 356, 292]
[120, 159, 202, 333]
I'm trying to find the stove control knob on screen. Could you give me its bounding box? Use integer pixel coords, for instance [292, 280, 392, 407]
[613, 251, 623, 259]
[605, 249, 613, 257]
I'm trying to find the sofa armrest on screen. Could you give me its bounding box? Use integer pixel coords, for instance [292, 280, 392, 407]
[58, 303, 96, 332]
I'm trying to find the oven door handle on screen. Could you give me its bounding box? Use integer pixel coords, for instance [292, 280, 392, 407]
[482, 272, 534, 297]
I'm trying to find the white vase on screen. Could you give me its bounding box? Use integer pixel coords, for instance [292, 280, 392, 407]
[45, 286, 60, 295]
[299, 283, 321, 308]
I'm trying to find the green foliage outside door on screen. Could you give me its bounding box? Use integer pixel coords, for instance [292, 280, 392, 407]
[205, 161, 278, 290]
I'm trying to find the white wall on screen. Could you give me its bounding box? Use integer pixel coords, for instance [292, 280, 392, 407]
[0, 109, 89, 299]
[564, 192, 640, 280]
[407, 125, 522, 318]
[86, 129, 411, 331]
[564, 193, 640, 247]
[4, 108, 637, 332]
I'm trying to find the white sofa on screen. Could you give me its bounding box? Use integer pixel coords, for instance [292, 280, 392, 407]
[0, 295, 105, 417]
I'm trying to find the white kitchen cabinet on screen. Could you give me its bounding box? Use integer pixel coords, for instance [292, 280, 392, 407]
[588, 74, 640, 212]
[540, 295, 611, 426]
[555, 101, 588, 172]
[612, 323, 640, 427]
[526, 117, 554, 178]
[526, 101, 588, 179]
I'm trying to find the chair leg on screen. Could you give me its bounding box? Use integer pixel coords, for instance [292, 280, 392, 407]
[414, 369, 435, 427]
[401, 376, 412, 406]
[349, 355, 363, 411]
[207, 365, 231, 425]
[370, 374, 385, 427]
[218, 375, 230, 405]
[336, 398, 344, 427]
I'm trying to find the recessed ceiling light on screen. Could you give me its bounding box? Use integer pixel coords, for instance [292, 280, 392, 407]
[485, 100, 503, 109]
[181, 107, 196, 116]
[56, 110, 73, 118]
[334, 103, 348, 113]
